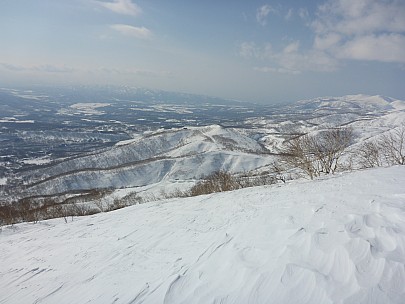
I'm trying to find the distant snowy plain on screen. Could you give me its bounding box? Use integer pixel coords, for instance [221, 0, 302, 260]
[1, 166, 404, 304]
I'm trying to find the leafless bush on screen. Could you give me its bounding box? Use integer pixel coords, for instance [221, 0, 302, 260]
[269, 163, 287, 183]
[160, 188, 189, 200]
[356, 124, 405, 168]
[0, 199, 43, 226]
[94, 200, 105, 212]
[189, 171, 240, 196]
[0, 204, 18, 226]
[187, 167, 286, 197]
[280, 128, 353, 179]
[380, 125, 405, 165]
[356, 140, 382, 168]
[0, 189, 110, 226]
[105, 192, 143, 211]
[234, 171, 278, 188]
[170, 188, 189, 198]
[51, 204, 71, 223]
[106, 199, 128, 211]
[18, 198, 43, 223]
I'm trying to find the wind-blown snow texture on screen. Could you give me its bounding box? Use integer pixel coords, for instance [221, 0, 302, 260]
[1, 166, 405, 303]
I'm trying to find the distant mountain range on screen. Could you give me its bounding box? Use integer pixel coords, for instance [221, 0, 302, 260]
[1, 86, 404, 201]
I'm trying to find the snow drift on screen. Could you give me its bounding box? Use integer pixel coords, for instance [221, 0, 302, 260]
[1, 166, 405, 303]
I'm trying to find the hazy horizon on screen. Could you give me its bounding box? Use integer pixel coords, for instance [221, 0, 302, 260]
[1, 0, 404, 104]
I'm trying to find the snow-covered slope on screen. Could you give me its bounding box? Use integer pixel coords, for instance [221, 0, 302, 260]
[295, 94, 402, 113]
[260, 94, 405, 152]
[21, 125, 272, 196]
[1, 166, 404, 304]
[6, 94, 404, 199]
[292, 94, 405, 129]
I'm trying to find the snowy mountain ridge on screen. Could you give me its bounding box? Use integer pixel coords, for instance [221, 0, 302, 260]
[294, 94, 402, 112]
[20, 125, 273, 196]
[3, 93, 405, 201]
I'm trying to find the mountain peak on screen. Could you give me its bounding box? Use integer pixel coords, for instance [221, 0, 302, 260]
[295, 94, 403, 113]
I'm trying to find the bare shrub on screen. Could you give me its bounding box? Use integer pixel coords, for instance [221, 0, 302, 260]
[269, 163, 287, 183]
[188, 168, 284, 197]
[356, 124, 405, 168]
[0, 199, 43, 225]
[105, 192, 143, 211]
[160, 188, 189, 200]
[357, 140, 382, 168]
[281, 128, 353, 179]
[94, 200, 105, 212]
[234, 171, 277, 188]
[380, 125, 405, 165]
[17, 198, 42, 223]
[189, 171, 241, 196]
[49, 204, 71, 223]
[107, 199, 127, 211]
[281, 135, 317, 179]
[170, 188, 189, 198]
[0, 204, 18, 226]
[70, 202, 94, 216]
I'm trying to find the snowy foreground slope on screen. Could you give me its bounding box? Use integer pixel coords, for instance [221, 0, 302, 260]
[1, 166, 405, 304]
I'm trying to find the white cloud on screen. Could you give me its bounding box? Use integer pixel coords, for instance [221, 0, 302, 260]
[239, 42, 258, 59]
[110, 24, 152, 39]
[239, 41, 338, 74]
[0, 62, 172, 79]
[0, 63, 27, 72]
[285, 8, 293, 21]
[242, 0, 405, 74]
[337, 34, 405, 63]
[312, 0, 405, 63]
[239, 42, 272, 60]
[314, 0, 405, 35]
[34, 65, 76, 73]
[314, 33, 342, 51]
[98, 67, 172, 78]
[0, 63, 75, 73]
[276, 49, 338, 73]
[256, 4, 276, 26]
[95, 0, 141, 16]
[254, 66, 301, 75]
[284, 7, 309, 22]
[283, 41, 300, 54]
[298, 8, 309, 21]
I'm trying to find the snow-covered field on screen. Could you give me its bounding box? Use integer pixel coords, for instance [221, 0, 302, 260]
[1, 166, 404, 303]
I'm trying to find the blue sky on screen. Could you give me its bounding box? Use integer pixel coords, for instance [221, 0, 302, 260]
[1, 0, 404, 103]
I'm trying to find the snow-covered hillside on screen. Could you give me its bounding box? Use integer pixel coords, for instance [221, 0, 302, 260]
[260, 94, 405, 152]
[2, 93, 404, 204]
[295, 94, 402, 112]
[1, 166, 404, 304]
[21, 125, 273, 196]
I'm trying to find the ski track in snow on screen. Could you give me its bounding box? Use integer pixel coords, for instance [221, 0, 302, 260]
[1, 167, 405, 303]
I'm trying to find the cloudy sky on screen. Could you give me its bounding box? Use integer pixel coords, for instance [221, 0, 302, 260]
[1, 0, 404, 103]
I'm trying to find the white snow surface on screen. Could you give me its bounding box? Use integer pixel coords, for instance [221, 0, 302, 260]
[296, 94, 400, 112]
[1, 166, 405, 304]
[22, 156, 52, 165]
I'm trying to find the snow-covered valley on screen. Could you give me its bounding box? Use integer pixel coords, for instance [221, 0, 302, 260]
[1, 90, 404, 203]
[1, 166, 405, 303]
